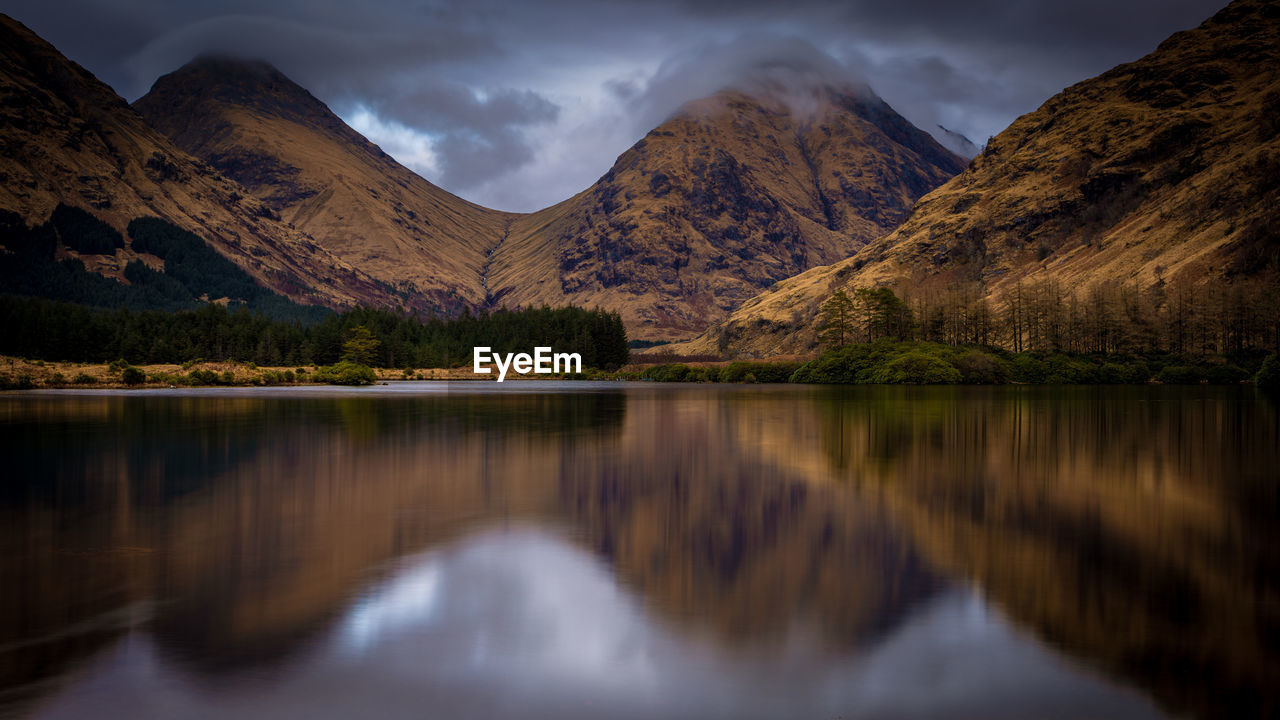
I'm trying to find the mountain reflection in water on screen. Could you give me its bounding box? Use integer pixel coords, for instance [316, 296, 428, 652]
[0, 383, 1275, 719]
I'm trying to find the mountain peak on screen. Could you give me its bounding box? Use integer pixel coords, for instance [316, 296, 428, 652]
[133, 49, 512, 315]
[491, 79, 966, 340]
[139, 54, 340, 133]
[674, 0, 1280, 357]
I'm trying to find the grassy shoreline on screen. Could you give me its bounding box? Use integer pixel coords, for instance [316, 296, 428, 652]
[3, 339, 1277, 390]
[0, 356, 493, 389]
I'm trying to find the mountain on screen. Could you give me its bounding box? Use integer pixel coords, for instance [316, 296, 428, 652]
[2, 14, 963, 339]
[492, 88, 966, 341]
[134, 57, 514, 315]
[134, 60, 963, 341]
[674, 0, 1280, 358]
[0, 14, 395, 311]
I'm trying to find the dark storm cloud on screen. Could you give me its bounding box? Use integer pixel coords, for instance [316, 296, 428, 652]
[0, 0, 1231, 210]
[677, 0, 1222, 53]
[365, 83, 560, 190]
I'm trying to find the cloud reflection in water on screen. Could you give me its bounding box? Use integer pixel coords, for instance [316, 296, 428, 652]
[32, 526, 1168, 720]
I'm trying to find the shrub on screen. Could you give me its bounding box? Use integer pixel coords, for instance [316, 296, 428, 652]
[121, 366, 145, 385]
[789, 364, 812, 383]
[1097, 362, 1127, 384]
[1204, 363, 1248, 385]
[1096, 360, 1152, 384]
[1121, 360, 1151, 384]
[792, 340, 903, 384]
[187, 369, 219, 385]
[1257, 353, 1280, 395]
[1157, 365, 1205, 384]
[641, 364, 691, 382]
[953, 350, 1008, 384]
[1009, 354, 1047, 383]
[718, 362, 755, 383]
[313, 361, 376, 386]
[685, 367, 716, 382]
[147, 371, 183, 386]
[714, 361, 800, 383]
[72, 373, 96, 384]
[46, 372, 67, 386]
[221, 370, 235, 384]
[869, 351, 962, 384]
[752, 362, 802, 383]
[1044, 355, 1099, 384]
[107, 358, 130, 373]
[0, 373, 36, 390]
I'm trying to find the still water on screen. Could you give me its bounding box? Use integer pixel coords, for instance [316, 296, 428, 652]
[0, 383, 1276, 719]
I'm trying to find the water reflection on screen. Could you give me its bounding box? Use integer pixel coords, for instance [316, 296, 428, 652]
[0, 383, 1276, 719]
[25, 528, 1166, 720]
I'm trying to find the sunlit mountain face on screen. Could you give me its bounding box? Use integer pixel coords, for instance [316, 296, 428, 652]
[2, 384, 1275, 719]
[677, 0, 1280, 357]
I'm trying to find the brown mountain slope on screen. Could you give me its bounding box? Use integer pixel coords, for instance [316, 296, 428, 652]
[492, 88, 965, 341]
[677, 0, 1280, 358]
[134, 58, 514, 315]
[0, 14, 392, 309]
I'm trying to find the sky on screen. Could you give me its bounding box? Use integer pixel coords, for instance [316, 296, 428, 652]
[5, 0, 1230, 212]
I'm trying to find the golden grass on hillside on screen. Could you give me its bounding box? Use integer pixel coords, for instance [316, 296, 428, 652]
[678, 0, 1280, 358]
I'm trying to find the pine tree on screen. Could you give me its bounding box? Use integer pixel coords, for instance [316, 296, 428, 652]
[341, 325, 380, 366]
[817, 290, 856, 347]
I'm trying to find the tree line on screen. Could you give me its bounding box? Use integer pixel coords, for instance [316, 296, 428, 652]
[819, 277, 1280, 357]
[0, 295, 629, 369]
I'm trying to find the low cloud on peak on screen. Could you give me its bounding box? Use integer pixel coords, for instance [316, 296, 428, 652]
[628, 34, 872, 130]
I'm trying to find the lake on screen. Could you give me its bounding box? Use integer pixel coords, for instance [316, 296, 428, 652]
[0, 382, 1276, 719]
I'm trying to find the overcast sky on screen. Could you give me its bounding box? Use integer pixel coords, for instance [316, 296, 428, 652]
[6, 0, 1229, 212]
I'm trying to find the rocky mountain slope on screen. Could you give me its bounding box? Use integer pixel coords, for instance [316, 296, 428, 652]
[134, 58, 514, 315]
[0, 14, 393, 311]
[493, 88, 965, 340]
[134, 59, 963, 340]
[676, 0, 1280, 357]
[3, 13, 966, 339]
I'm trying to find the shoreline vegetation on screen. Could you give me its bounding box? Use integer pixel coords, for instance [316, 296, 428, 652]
[0, 287, 1276, 392]
[3, 341, 1278, 391]
[0, 295, 629, 369]
[627, 340, 1278, 389]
